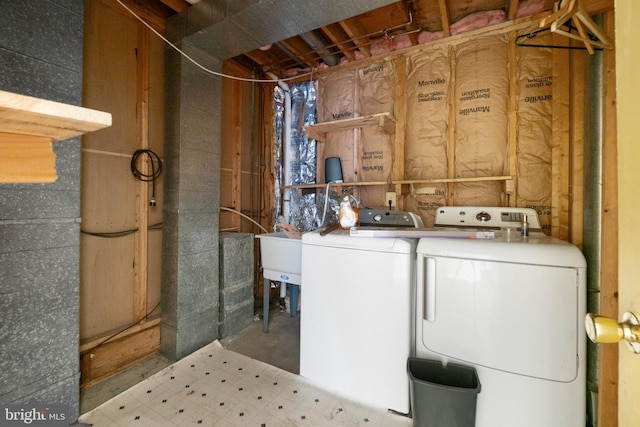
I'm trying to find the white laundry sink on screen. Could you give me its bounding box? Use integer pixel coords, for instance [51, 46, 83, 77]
[256, 232, 301, 284]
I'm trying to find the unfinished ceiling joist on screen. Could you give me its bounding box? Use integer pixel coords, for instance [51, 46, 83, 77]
[539, 0, 613, 54]
[0, 90, 112, 183]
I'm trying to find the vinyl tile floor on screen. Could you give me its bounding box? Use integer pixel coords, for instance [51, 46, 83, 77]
[79, 309, 412, 426]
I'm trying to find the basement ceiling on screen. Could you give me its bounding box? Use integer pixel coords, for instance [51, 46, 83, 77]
[128, 0, 612, 78]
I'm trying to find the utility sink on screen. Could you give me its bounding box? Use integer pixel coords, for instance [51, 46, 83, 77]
[256, 232, 301, 284]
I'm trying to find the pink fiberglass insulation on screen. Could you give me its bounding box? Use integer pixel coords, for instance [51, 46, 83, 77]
[369, 34, 414, 56]
[285, 67, 312, 77]
[288, 3, 546, 74]
[418, 31, 445, 44]
[515, 0, 546, 18]
[450, 10, 506, 35]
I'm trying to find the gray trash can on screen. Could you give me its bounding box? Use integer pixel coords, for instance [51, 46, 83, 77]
[408, 358, 481, 427]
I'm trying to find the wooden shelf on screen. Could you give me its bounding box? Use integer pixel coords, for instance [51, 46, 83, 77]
[0, 90, 112, 141]
[281, 175, 513, 191]
[304, 112, 395, 141]
[0, 90, 112, 183]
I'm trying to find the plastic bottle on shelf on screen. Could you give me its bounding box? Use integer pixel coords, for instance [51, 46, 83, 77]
[338, 191, 359, 229]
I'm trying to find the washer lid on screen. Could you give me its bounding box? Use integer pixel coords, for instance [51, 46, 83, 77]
[301, 229, 416, 253]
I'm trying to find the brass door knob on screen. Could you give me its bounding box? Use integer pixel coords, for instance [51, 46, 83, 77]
[585, 312, 640, 353]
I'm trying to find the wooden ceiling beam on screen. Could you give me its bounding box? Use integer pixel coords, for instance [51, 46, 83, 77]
[243, 50, 284, 71]
[339, 17, 371, 57]
[437, 0, 452, 37]
[583, 0, 614, 14]
[114, 0, 173, 32]
[506, 0, 520, 20]
[158, 0, 189, 13]
[404, 0, 420, 46]
[321, 24, 357, 61]
[279, 37, 319, 69]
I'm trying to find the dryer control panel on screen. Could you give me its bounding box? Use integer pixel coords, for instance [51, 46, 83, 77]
[435, 206, 541, 229]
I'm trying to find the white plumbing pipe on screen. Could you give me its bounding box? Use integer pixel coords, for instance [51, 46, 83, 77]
[268, 73, 292, 224]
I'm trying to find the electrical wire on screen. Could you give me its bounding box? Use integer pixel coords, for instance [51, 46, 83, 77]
[81, 228, 138, 238]
[131, 149, 163, 206]
[320, 181, 332, 227]
[91, 301, 161, 349]
[81, 223, 162, 237]
[114, 0, 315, 84]
[220, 207, 269, 233]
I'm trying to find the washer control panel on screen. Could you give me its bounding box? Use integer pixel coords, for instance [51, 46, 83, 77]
[359, 209, 424, 228]
[435, 206, 541, 229]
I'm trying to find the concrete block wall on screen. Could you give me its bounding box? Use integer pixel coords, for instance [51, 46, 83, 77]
[0, 0, 85, 423]
[160, 38, 223, 360]
[219, 233, 254, 338]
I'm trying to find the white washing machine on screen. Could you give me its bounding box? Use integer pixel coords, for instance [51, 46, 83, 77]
[300, 209, 421, 414]
[415, 207, 586, 426]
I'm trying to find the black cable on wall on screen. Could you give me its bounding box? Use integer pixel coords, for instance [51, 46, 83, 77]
[130, 148, 163, 206]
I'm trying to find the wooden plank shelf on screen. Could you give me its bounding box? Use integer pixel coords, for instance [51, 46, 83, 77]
[0, 90, 112, 183]
[0, 90, 112, 141]
[280, 175, 513, 191]
[304, 112, 395, 141]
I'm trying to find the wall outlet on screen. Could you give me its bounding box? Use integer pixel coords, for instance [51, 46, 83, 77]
[385, 192, 397, 208]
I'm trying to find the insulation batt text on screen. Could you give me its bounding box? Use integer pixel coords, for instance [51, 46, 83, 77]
[526, 204, 552, 215]
[418, 201, 443, 210]
[524, 94, 552, 103]
[460, 88, 490, 101]
[362, 65, 384, 75]
[526, 76, 552, 88]
[418, 77, 446, 87]
[459, 106, 490, 115]
[362, 165, 384, 172]
[331, 112, 353, 120]
[362, 150, 384, 160]
[418, 91, 445, 102]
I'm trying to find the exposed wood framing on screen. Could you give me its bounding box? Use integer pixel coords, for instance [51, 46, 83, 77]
[394, 57, 407, 209]
[134, 22, 150, 322]
[80, 322, 161, 388]
[597, 11, 618, 427]
[340, 17, 371, 57]
[437, 0, 452, 37]
[261, 85, 276, 229]
[321, 24, 358, 61]
[113, 0, 172, 33]
[506, 0, 521, 20]
[446, 44, 456, 204]
[158, 0, 189, 13]
[279, 37, 319, 69]
[0, 133, 56, 183]
[80, 0, 162, 386]
[551, 33, 571, 240]
[220, 61, 244, 231]
[570, 46, 585, 245]
[506, 33, 518, 205]
[403, 0, 420, 46]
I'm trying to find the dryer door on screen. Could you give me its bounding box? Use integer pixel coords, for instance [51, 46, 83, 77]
[416, 254, 580, 382]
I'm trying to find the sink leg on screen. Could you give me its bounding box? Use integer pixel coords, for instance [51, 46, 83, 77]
[263, 278, 270, 333]
[289, 284, 299, 317]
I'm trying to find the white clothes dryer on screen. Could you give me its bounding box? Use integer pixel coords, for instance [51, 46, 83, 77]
[415, 207, 586, 427]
